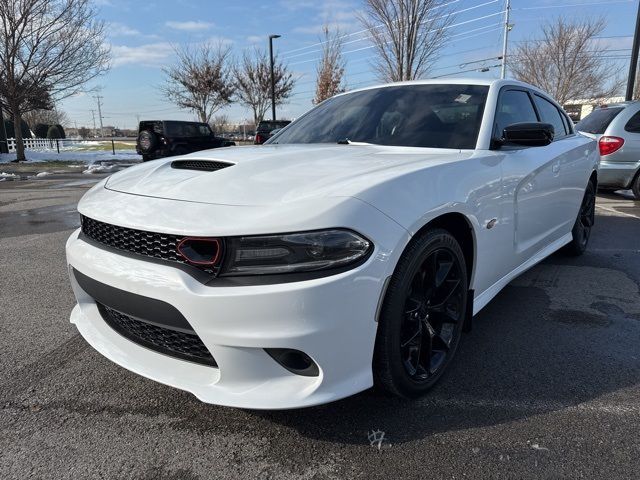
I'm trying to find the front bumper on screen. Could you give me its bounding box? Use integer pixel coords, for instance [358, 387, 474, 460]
[66, 224, 398, 409]
[598, 159, 640, 189]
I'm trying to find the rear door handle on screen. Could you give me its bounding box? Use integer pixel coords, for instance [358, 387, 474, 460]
[552, 161, 560, 175]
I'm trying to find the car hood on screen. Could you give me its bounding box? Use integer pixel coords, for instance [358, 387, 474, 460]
[106, 144, 472, 206]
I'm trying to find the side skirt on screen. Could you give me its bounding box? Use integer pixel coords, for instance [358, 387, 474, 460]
[472, 232, 573, 316]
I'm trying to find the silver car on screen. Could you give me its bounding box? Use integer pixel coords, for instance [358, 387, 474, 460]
[576, 102, 640, 198]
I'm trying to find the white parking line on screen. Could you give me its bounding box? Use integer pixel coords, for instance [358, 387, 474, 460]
[596, 205, 640, 220]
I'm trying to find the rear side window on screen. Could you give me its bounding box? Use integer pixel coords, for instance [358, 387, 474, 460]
[494, 90, 538, 138]
[625, 110, 640, 133]
[576, 107, 624, 134]
[534, 95, 567, 139]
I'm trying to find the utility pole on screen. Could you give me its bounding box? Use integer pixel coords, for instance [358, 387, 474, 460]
[269, 34, 281, 122]
[500, 0, 512, 79]
[90, 110, 97, 137]
[626, 0, 640, 100]
[93, 95, 105, 138]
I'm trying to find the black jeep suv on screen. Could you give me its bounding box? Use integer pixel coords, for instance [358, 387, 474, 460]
[136, 120, 235, 161]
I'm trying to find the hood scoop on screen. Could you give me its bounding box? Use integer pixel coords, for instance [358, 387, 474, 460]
[170, 159, 234, 172]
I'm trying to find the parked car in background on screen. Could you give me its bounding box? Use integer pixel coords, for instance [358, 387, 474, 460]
[576, 102, 640, 198]
[67, 79, 597, 409]
[136, 120, 235, 161]
[254, 120, 291, 144]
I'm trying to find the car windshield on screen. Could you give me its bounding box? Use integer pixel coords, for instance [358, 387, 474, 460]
[271, 84, 489, 149]
[576, 107, 624, 134]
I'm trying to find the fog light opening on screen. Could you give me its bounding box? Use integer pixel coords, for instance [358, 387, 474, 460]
[265, 348, 319, 377]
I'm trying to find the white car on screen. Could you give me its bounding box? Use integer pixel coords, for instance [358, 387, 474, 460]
[66, 79, 598, 409]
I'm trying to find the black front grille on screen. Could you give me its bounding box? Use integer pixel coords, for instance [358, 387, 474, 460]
[97, 303, 217, 367]
[80, 216, 219, 275]
[171, 160, 233, 172]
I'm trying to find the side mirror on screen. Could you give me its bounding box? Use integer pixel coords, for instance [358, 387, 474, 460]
[499, 122, 554, 147]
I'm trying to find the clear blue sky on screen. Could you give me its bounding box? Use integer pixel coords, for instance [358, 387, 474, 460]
[60, 0, 638, 130]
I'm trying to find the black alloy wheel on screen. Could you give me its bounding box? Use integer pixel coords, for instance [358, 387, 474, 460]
[564, 180, 595, 256]
[374, 229, 468, 398]
[400, 248, 465, 381]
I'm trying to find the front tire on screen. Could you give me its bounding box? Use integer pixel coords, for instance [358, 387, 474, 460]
[563, 179, 595, 256]
[373, 229, 468, 398]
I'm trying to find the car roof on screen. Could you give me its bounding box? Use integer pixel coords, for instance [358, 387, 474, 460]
[341, 77, 540, 95]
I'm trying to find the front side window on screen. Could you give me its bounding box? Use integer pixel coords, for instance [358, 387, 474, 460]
[534, 95, 567, 139]
[494, 90, 538, 138]
[272, 84, 489, 149]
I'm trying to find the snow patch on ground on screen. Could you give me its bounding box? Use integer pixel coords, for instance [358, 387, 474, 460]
[82, 164, 129, 174]
[0, 172, 18, 178]
[35, 171, 52, 177]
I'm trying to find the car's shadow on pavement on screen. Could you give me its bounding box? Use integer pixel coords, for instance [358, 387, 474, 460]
[241, 212, 640, 445]
[246, 278, 639, 445]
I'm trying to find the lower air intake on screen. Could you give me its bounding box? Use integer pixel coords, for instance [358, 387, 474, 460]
[97, 304, 217, 367]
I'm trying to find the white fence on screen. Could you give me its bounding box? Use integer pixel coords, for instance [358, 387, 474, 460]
[6, 137, 58, 152]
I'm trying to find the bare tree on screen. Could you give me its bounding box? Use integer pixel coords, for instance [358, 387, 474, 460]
[358, 0, 452, 82]
[511, 17, 623, 105]
[313, 25, 346, 104]
[0, 0, 109, 161]
[78, 126, 90, 139]
[234, 49, 295, 126]
[161, 43, 234, 124]
[23, 106, 69, 130]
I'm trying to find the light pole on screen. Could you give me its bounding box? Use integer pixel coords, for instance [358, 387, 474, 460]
[269, 34, 281, 122]
[626, 0, 640, 100]
[500, 0, 512, 79]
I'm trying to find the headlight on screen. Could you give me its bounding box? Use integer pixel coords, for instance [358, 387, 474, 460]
[222, 229, 372, 276]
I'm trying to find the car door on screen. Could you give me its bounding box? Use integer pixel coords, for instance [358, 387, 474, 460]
[532, 93, 592, 231]
[495, 88, 565, 268]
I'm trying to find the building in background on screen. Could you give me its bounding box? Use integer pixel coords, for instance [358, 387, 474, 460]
[564, 96, 626, 122]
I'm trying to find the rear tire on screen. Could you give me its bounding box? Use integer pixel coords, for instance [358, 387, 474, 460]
[632, 171, 640, 200]
[373, 229, 468, 398]
[563, 180, 595, 256]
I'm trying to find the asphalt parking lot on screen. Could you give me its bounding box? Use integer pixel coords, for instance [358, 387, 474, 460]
[1, 174, 639, 479]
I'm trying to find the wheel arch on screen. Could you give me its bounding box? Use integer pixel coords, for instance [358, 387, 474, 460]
[412, 212, 476, 286]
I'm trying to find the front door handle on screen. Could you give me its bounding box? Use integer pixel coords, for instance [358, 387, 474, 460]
[552, 161, 560, 175]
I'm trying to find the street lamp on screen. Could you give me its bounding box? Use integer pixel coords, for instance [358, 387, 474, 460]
[269, 34, 281, 122]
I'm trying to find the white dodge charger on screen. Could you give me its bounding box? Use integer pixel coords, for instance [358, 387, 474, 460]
[66, 79, 598, 409]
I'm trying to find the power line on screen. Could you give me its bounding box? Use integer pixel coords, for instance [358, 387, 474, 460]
[280, 0, 467, 58]
[520, 0, 633, 11]
[288, 8, 506, 67]
[283, 0, 501, 62]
